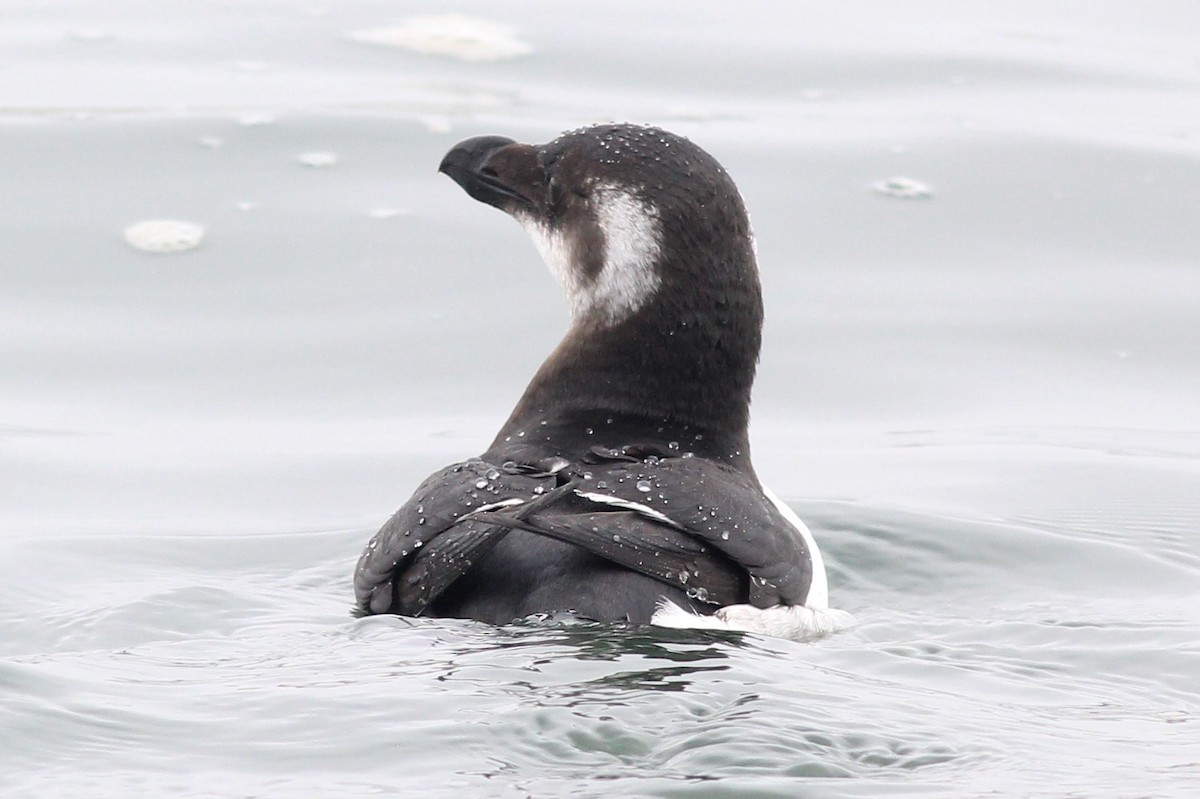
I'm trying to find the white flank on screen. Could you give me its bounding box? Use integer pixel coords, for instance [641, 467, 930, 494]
[761, 485, 828, 609]
[648, 488, 849, 642]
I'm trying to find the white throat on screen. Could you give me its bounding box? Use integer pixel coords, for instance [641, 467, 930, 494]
[521, 184, 662, 326]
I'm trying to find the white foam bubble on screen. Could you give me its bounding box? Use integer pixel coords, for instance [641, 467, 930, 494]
[123, 220, 205, 254]
[236, 112, 276, 127]
[872, 176, 933, 199]
[418, 115, 453, 134]
[368, 208, 408, 219]
[298, 151, 339, 168]
[346, 16, 532, 62]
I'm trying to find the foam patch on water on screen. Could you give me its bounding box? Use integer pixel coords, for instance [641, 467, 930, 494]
[237, 112, 276, 127]
[418, 115, 453, 134]
[297, 151, 339, 168]
[123, 220, 205, 253]
[346, 16, 533, 62]
[368, 208, 408, 219]
[872, 176, 933, 199]
[652, 599, 856, 641]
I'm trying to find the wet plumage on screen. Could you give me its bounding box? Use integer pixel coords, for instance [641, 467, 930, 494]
[354, 124, 830, 633]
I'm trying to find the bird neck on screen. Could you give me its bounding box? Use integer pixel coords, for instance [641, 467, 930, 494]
[491, 274, 762, 468]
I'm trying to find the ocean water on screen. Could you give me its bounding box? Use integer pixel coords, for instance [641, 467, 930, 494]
[3, 1, 1199, 796]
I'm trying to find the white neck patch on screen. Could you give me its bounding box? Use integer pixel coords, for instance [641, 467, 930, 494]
[520, 184, 662, 326]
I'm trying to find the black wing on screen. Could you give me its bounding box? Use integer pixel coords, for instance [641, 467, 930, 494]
[355, 449, 813, 617]
[353, 459, 554, 615]
[471, 450, 813, 609]
[468, 482, 747, 606]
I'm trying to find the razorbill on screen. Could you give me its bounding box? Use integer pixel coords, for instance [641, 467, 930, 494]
[354, 123, 847, 639]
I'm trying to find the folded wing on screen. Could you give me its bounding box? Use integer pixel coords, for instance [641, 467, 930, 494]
[354, 449, 813, 617]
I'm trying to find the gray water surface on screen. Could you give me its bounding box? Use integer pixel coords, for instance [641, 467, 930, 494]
[3, 2, 1199, 797]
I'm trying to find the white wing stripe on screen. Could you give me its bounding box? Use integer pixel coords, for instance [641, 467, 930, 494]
[468, 498, 527, 515]
[573, 490, 686, 530]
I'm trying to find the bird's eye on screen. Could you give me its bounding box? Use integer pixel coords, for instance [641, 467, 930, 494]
[572, 187, 589, 200]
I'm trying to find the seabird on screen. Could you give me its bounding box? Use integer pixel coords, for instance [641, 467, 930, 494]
[354, 123, 845, 639]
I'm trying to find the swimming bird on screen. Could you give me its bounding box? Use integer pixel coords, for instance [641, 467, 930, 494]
[354, 123, 841, 638]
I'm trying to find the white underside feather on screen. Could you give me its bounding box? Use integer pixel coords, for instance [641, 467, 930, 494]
[651, 598, 856, 640]
[650, 487, 850, 641]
